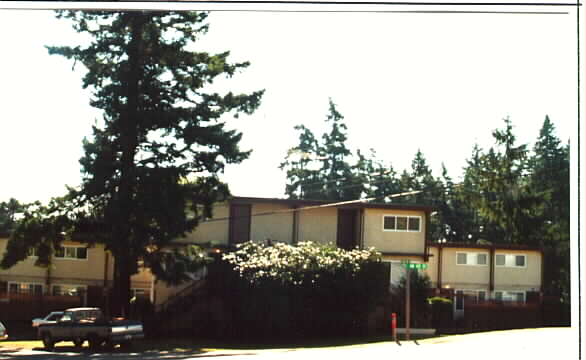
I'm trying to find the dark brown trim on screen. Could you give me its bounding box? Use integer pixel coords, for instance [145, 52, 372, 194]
[291, 205, 299, 244]
[381, 252, 428, 258]
[426, 242, 541, 252]
[489, 247, 495, 292]
[437, 245, 443, 290]
[424, 211, 430, 261]
[229, 196, 435, 212]
[228, 203, 252, 245]
[540, 248, 544, 293]
[104, 252, 109, 288]
[360, 208, 365, 249]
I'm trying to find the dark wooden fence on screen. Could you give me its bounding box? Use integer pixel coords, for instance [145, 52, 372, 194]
[0, 285, 107, 322]
[0, 293, 82, 321]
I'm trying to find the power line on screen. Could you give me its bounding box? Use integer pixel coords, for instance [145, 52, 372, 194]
[198, 189, 423, 224]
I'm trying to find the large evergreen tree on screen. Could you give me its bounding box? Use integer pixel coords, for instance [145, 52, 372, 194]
[281, 99, 359, 201]
[468, 117, 539, 244]
[279, 125, 323, 199]
[1, 10, 263, 316]
[319, 99, 359, 200]
[0, 198, 24, 234]
[529, 116, 570, 302]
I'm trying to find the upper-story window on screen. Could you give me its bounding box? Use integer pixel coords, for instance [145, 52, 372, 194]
[383, 215, 421, 232]
[456, 252, 488, 266]
[495, 254, 526, 268]
[54, 246, 88, 260]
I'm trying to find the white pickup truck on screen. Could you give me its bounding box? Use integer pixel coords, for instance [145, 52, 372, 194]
[37, 307, 144, 350]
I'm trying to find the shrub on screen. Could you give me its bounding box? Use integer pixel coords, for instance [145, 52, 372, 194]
[222, 241, 381, 287]
[217, 241, 388, 340]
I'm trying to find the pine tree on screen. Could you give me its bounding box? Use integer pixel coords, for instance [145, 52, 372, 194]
[1, 10, 263, 316]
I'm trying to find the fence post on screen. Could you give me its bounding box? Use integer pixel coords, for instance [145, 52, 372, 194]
[391, 312, 397, 342]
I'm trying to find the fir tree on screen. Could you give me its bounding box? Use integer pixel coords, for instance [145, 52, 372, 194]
[529, 116, 570, 302]
[0, 198, 24, 234]
[1, 10, 263, 316]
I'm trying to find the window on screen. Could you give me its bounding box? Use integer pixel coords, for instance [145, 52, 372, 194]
[495, 254, 526, 268]
[494, 291, 526, 303]
[54, 246, 88, 260]
[52, 284, 86, 297]
[384, 261, 422, 287]
[46, 313, 63, 321]
[477, 254, 488, 265]
[457, 253, 467, 265]
[8, 282, 43, 295]
[131, 288, 150, 300]
[456, 252, 489, 266]
[455, 289, 488, 306]
[383, 215, 421, 232]
[408, 217, 420, 231]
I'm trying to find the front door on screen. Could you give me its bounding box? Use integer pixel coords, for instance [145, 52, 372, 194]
[336, 209, 360, 250]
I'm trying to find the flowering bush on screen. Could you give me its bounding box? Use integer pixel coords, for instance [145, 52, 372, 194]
[221, 241, 381, 287]
[213, 241, 388, 339]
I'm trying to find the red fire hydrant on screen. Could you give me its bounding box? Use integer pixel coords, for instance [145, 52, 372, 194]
[391, 313, 397, 341]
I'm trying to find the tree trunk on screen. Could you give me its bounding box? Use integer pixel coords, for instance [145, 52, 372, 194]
[110, 13, 146, 318]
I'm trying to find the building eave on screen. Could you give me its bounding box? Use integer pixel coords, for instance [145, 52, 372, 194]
[427, 242, 542, 252]
[229, 196, 434, 212]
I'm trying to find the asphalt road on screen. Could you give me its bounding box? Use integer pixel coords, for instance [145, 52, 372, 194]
[0, 327, 578, 360]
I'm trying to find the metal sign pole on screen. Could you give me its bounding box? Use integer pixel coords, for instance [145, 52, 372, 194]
[405, 265, 411, 341]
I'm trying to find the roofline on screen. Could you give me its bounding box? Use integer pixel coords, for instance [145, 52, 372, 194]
[229, 196, 435, 212]
[427, 242, 542, 252]
[381, 252, 428, 258]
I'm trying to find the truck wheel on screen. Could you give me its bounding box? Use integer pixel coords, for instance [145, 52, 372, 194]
[73, 338, 84, 348]
[88, 334, 101, 350]
[42, 333, 54, 351]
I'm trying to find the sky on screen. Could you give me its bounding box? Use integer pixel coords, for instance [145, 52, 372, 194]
[0, 2, 579, 205]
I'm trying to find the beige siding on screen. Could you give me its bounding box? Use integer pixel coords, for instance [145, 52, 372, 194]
[0, 238, 47, 281]
[297, 207, 338, 245]
[363, 208, 426, 254]
[428, 246, 542, 292]
[180, 203, 230, 245]
[425, 246, 439, 285]
[50, 242, 108, 286]
[494, 250, 541, 291]
[1, 237, 155, 291]
[439, 247, 491, 290]
[249, 203, 294, 243]
[153, 279, 192, 306]
[131, 267, 153, 290]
